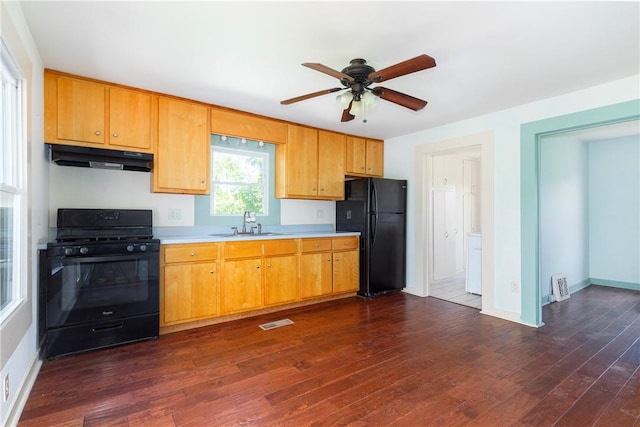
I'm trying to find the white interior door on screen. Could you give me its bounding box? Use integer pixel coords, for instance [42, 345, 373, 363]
[433, 189, 456, 280]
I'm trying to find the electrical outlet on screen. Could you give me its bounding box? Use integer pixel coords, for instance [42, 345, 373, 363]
[168, 208, 182, 221]
[3, 374, 8, 402]
[315, 209, 324, 219]
[511, 281, 520, 293]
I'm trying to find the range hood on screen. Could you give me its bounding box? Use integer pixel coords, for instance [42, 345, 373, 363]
[49, 144, 153, 172]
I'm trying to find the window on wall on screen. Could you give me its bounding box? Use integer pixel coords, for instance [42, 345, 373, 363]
[0, 40, 25, 319]
[211, 144, 269, 216]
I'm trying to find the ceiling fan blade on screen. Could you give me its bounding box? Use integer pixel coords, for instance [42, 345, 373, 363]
[368, 54, 436, 83]
[373, 87, 428, 111]
[280, 88, 343, 105]
[341, 101, 355, 122]
[303, 63, 355, 82]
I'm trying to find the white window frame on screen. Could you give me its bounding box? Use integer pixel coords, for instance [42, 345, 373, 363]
[0, 39, 26, 322]
[210, 145, 269, 216]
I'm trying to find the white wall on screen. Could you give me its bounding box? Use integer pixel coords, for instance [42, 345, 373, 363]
[589, 136, 640, 284]
[0, 1, 47, 425]
[386, 74, 639, 323]
[539, 137, 590, 299]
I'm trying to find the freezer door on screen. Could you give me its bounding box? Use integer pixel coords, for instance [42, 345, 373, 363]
[363, 212, 406, 295]
[371, 178, 407, 214]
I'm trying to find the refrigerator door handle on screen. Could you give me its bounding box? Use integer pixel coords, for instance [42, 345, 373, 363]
[370, 212, 377, 245]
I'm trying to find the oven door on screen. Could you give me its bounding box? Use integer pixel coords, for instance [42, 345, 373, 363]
[45, 251, 159, 329]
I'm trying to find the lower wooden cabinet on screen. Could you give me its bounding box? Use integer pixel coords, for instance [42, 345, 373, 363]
[333, 250, 359, 293]
[160, 236, 359, 330]
[300, 238, 333, 299]
[161, 243, 219, 326]
[222, 257, 263, 314]
[264, 254, 299, 305]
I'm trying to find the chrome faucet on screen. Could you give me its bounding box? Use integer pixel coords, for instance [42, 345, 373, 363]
[241, 211, 250, 234]
[240, 211, 257, 234]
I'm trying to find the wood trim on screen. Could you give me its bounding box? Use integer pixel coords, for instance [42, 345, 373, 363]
[159, 292, 354, 335]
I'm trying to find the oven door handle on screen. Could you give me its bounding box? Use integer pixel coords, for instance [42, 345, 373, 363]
[51, 254, 154, 264]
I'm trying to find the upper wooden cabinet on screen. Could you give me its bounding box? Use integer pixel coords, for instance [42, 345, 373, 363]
[154, 97, 210, 194]
[44, 70, 154, 152]
[275, 125, 345, 200]
[345, 136, 384, 177]
[210, 107, 287, 144]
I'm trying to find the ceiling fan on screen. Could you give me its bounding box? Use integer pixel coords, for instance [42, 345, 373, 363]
[280, 54, 436, 122]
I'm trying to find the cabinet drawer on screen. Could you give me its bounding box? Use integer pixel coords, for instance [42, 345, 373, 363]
[332, 237, 359, 251]
[164, 244, 218, 263]
[224, 241, 263, 259]
[301, 238, 332, 253]
[263, 239, 297, 256]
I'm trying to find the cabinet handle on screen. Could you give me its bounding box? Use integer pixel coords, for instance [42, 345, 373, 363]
[95, 131, 101, 136]
[200, 180, 205, 184]
[315, 244, 320, 248]
[267, 264, 272, 268]
[112, 132, 119, 138]
[335, 258, 340, 262]
[190, 252, 196, 256]
[210, 270, 214, 274]
[360, 166, 365, 170]
[444, 178, 448, 185]
[344, 242, 349, 246]
[256, 265, 260, 269]
[327, 258, 331, 262]
[444, 232, 449, 238]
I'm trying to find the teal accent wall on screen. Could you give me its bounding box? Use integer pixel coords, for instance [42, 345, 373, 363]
[520, 99, 640, 326]
[194, 134, 281, 227]
[588, 136, 640, 283]
[539, 137, 590, 301]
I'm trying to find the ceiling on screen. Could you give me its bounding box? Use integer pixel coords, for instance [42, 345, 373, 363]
[19, 1, 640, 140]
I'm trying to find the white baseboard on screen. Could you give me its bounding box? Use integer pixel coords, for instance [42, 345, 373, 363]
[5, 356, 42, 427]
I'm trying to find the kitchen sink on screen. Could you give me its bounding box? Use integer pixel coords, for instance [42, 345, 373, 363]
[209, 232, 291, 238]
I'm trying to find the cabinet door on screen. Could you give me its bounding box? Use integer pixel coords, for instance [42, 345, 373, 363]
[366, 139, 384, 177]
[345, 136, 366, 175]
[109, 87, 153, 151]
[156, 97, 209, 194]
[333, 250, 359, 293]
[163, 262, 218, 324]
[264, 255, 299, 305]
[318, 130, 345, 199]
[222, 258, 263, 313]
[300, 253, 333, 298]
[56, 76, 106, 145]
[283, 125, 318, 197]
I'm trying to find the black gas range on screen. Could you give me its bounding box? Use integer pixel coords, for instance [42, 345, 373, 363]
[40, 209, 160, 359]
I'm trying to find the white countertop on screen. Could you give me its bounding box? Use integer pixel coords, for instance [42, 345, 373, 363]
[158, 231, 360, 245]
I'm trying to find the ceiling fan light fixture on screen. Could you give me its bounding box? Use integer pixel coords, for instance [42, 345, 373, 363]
[350, 99, 364, 116]
[362, 90, 379, 109]
[336, 91, 353, 108]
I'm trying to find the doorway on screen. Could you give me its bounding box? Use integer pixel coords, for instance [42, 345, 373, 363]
[539, 121, 639, 310]
[519, 99, 640, 327]
[429, 148, 482, 309]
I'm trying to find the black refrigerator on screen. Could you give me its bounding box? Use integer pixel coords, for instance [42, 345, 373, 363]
[336, 178, 407, 297]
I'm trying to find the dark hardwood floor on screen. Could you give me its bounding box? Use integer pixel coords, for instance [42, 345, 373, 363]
[19, 285, 640, 426]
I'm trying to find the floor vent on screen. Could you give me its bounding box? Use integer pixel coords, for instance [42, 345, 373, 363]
[259, 318, 294, 330]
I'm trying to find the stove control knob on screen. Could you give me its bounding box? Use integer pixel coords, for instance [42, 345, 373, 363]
[139, 244, 147, 252]
[127, 245, 135, 252]
[64, 247, 74, 256]
[79, 246, 89, 255]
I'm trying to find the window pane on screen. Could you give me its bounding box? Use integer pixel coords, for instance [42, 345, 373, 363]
[213, 183, 264, 215]
[211, 145, 268, 216]
[213, 151, 263, 184]
[0, 195, 15, 310]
